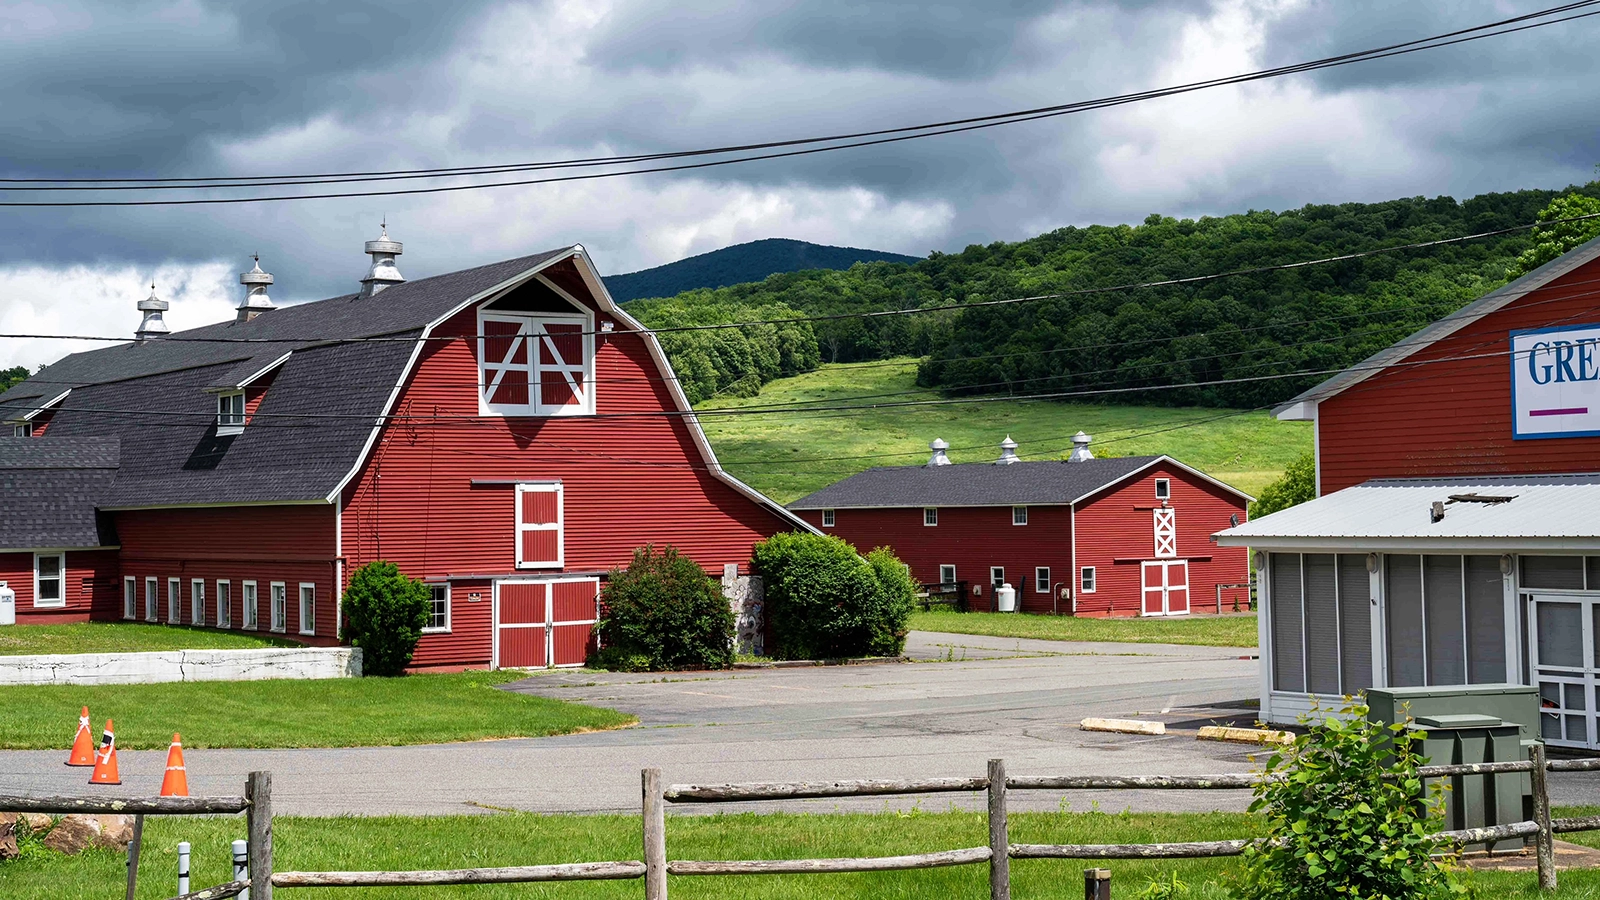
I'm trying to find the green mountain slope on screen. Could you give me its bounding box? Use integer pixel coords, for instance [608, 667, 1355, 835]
[606, 237, 921, 303]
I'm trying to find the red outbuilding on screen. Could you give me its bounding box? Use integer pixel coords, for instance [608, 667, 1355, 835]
[0, 231, 810, 668]
[788, 435, 1252, 616]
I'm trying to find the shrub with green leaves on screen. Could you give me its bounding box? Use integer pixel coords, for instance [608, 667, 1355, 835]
[1232, 699, 1458, 900]
[592, 545, 734, 672]
[339, 561, 432, 677]
[752, 532, 915, 660]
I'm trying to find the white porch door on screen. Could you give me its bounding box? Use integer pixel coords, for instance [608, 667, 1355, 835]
[1529, 593, 1599, 749]
[1141, 560, 1190, 617]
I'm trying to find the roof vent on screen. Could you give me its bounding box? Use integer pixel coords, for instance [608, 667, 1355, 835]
[359, 221, 405, 298]
[1066, 431, 1094, 462]
[135, 281, 170, 341]
[928, 438, 952, 467]
[995, 435, 1019, 465]
[237, 255, 276, 323]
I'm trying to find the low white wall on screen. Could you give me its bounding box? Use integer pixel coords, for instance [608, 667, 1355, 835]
[0, 646, 363, 685]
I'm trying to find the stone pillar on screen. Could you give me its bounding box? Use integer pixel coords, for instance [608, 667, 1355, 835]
[722, 564, 764, 657]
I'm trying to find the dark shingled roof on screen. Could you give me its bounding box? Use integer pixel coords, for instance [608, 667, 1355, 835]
[787, 457, 1164, 510]
[0, 437, 120, 548]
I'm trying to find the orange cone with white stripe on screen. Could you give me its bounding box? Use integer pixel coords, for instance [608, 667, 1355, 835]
[88, 719, 120, 785]
[66, 706, 95, 767]
[160, 733, 188, 797]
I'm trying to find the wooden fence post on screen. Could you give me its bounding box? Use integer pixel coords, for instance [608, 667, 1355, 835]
[246, 771, 273, 900]
[643, 768, 667, 900]
[988, 758, 1010, 900]
[125, 813, 144, 900]
[1530, 743, 1556, 891]
[1084, 867, 1111, 900]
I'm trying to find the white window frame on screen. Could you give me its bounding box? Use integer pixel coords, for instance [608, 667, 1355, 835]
[821, 509, 835, 528]
[924, 507, 938, 527]
[270, 582, 287, 633]
[167, 578, 181, 624]
[217, 391, 246, 435]
[191, 579, 206, 625]
[13, 423, 31, 437]
[939, 564, 956, 586]
[1081, 566, 1097, 594]
[515, 482, 564, 569]
[477, 309, 595, 417]
[243, 580, 258, 630]
[216, 580, 232, 629]
[145, 576, 158, 622]
[32, 552, 65, 608]
[990, 566, 1005, 588]
[1036, 567, 1051, 594]
[424, 583, 451, 633]
[1155, 478, 1171, 500]
[298, 583, 316, 636]
[123, 576, 137, 620]
[1012, 506, 1028, 526]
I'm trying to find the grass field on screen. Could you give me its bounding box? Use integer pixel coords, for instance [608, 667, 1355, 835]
[0, 622, 302, 656]
[696, 359, 1312, 503]
[912, 610, 1259, 648]
[0, 671, 633, 750]
[4, 808, 1592, 900]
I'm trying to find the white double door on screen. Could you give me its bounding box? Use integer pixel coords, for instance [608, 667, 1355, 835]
[1141, 560, 1190, 617]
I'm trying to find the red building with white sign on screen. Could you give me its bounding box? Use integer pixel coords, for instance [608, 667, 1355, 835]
[0, 232, 809, 669]
[789, 435, 1252, 616]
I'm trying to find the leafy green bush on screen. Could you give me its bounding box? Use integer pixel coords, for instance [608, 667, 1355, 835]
[1232, 699, 1457, 900]
[1250, 451, 1315, 519]
[752, 533, 915, 660]
[1508, 193, 1600, 278]
[592, 545, 734, 672]
[339, 561, 432, 677]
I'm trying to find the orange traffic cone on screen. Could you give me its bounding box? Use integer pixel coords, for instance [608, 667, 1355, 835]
[160, 733, 188, 797]
[66, 706, 95, 767]
[88, 719, 120, 785]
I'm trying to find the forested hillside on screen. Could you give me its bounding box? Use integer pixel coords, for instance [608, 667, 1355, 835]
[628, 185, 1600, 407]
[607, 237, 920, 303]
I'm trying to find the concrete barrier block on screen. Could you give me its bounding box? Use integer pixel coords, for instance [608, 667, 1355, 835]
[1079, 717, 1166, 735]
[1196, 725, 1293, 745]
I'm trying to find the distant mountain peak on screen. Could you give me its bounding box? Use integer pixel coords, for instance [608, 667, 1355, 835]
[607, 237, 921, 303]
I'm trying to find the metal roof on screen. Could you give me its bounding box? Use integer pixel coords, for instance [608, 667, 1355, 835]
[1215, 473, 1600, 551]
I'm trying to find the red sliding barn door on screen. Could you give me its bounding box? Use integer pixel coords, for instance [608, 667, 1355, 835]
[494, 578, 599, 668]
[550, 579, 600, 667]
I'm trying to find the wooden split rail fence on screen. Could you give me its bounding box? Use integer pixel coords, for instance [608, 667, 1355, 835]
[8, 749, 1600, 899]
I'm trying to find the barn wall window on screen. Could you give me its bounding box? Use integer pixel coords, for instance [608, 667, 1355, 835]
[479, 311, 594, 417]
[243, 581, 258, 630]
[33, 553, 64, 608]
[1012, 506, 1028, 526]
[1035, 567, 1050, 593]
[424, 584, 451, 633]
[270, 582, 287, 632]
[990, 566, 1005, 588]
[516, 482, 564, 569]
[924, 508, 938, 526]
[191, 579, 206, 625]
[1155, 478, 1171, 500]
[821, 509, 835, 527]
[939, 564, 956, 586]
[123, 576, 137, 620]
[299, 583, 316, 636]
[216, 580, 232, 629]
[145, 577, 158, 622]
[1081, 567, 1096, 593]
[167, 578, 181, 624]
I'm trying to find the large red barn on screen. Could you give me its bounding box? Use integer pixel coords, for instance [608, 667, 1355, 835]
[0, 232, 811, 669]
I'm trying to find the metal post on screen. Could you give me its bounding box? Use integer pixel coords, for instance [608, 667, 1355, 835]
[1531, 743, 1556, 890]
[1084, 867, 1111, 900]
[988, 758, 1010, 900]
[643, 767, 667, 900]
[125, 814, 144, 900]
[246, 771, 273, 900]
[178, 841, 191, 896]
[233, 839, 250, 900]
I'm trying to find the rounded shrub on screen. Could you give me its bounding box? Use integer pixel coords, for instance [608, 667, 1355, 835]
[340, 560, 432, 677]
[592, 545, 734, 672]
[752, 532, 915, 660]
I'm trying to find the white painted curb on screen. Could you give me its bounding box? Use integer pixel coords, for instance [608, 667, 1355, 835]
[0, 647, 363, 685]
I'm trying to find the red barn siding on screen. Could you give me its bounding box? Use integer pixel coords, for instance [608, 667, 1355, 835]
[1073, 464, 1249, 616]
[411, 579, 493, 670]
[1319, 257, 1600, 493]
[796, 505, 1076, 613]
[0, 549, 119, 623]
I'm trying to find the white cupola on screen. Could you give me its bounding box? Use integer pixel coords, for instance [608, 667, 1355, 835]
[237, 255, 276, 323]
[995, 435, 1019, 465]
[1066, 431, 1094, 462]
[135, 282, 170, 341]
[928, 438, 952, 467]
[359, 221, 405, 298]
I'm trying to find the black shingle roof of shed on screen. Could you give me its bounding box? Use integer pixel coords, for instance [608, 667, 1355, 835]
[787, 457, 1162, 509]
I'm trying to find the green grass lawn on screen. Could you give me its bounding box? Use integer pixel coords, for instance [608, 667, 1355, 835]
[912, 610, 1259, 648]
[3, 808, 1591, 900]
[0, 671, 633, 750]
[696, 359, 1312, 503]
[0, 622, 303, 656]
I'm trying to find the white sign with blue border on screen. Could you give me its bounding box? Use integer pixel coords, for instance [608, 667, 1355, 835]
[1512, 324, 1600, 439]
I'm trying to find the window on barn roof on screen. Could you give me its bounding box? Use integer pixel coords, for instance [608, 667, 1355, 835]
[12, 423, 31, 437]
[217, 391, 245, 435]
[479, 307, 594, 417]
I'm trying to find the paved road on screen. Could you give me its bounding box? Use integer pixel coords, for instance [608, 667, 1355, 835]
[2, 632, 1272, 815]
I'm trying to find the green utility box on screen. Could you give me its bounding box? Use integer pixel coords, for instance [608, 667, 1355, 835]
[1365, 684, 1540, 744]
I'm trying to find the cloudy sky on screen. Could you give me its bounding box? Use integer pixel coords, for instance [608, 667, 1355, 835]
[3, 0, 1598, 368]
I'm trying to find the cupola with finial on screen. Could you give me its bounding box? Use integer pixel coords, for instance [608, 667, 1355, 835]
[135, 282, 170, 341]
[359, 220, 405, 298]
[995, 435, 1019, 465]
[237, 255, 275, 323]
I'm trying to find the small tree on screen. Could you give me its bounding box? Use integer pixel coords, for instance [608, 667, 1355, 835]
[340, 561, 431, 677]
[1251, 451, 1315, 519]
[1233, 700, 1458, 900]
[864, 547, 916, 657]
[753, 532, 914, 660]
[1507, 192, 1600, 278]
[592, 545, 734, 672]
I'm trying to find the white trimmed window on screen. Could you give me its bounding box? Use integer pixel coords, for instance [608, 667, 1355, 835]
[1155, 478, 1171, 500]
[33, 553, 64, 608]
[1081, 567, 1097, 594]
[167, 578, 181, 624]
[13, 423, 31, 437]
[216, 580, 232, 629]
[298, 583, 316, 636]
[1036, 567, 1050, 594]
[821, 509, 835, 527]
[243, 581, 258, 630]
[1012, 506, 1028, 526]
[515, 482, 564, 569]
[123, 576, 137, 620]
[425, 584, 450, 633]
[939, 564, 956, 586]
[145, 576, 158, 622]
[990, 566, 1005, 588]
[924, 507, 938, 527]
[270, 582, 286, 632]
[478, 311, 594, 416]
[191, 579, 206, 625]
[217, 391, 246, 434]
